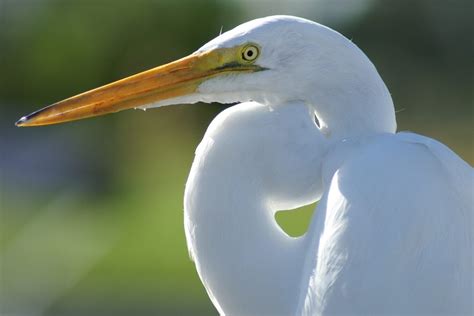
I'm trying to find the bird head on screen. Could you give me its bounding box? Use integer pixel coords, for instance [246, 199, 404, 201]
[16, 15, 394, 134]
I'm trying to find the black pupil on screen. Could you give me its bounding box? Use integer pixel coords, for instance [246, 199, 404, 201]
[246, 49, 254, 57]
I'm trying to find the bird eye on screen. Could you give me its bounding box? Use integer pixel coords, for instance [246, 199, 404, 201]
[241, 45, 259, 62]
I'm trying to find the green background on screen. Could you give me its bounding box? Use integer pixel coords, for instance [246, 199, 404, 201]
[1, 0, 472, 315]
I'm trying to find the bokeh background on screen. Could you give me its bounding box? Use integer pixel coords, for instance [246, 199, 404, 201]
[1, 0, 472, 315]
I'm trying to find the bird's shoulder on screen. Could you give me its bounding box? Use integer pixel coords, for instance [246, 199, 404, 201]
[322, 132, 472, 199]
[300, 132, 473, 315]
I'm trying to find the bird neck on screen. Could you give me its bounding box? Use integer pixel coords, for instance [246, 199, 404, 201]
[312, 93, 396, 140]
[300, 38, 398, 139]
[184, 138, 307, 316]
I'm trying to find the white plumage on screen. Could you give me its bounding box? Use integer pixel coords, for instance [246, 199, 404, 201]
[180, 16, 473, 315]
[17, 14, 473, 316]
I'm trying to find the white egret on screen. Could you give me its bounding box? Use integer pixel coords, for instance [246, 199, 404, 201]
[17, 15, 473, 315]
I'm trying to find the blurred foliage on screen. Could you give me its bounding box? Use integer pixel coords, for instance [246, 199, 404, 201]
[0, 0, 472, 315]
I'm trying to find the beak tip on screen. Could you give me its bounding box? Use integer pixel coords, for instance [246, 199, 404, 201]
[16, 111, 39, 127]
[15, 116, 28, 127]
[16, 107, 45, 127]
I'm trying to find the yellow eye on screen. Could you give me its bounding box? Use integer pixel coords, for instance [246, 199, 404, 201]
[241, 44, 259, 62]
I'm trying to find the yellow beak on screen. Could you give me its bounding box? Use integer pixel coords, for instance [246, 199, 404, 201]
[16, 48, 263, 127]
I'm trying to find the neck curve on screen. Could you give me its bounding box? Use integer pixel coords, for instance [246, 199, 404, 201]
[310, 79, 397, 140]
[184, 102, 326, 315]
[185, 169, 306, 315]
[308, 44, 397, 139]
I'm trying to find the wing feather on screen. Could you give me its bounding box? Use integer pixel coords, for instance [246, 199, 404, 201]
[301, 133, 473, 315]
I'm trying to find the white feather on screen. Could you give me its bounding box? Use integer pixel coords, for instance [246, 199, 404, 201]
[158, 15, 471, 315]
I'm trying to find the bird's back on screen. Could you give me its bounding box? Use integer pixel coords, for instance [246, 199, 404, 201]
[301, 133, 473, 315]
